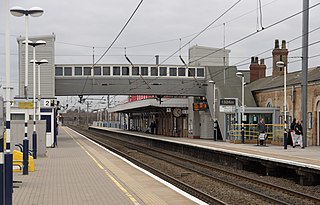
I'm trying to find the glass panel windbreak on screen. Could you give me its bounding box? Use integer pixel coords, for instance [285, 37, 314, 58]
[64, 67, 72, 76]
[160, 67, 167, 76]
[132, 67, 139, 75]
[188, 68, 195, 77]
[75, 67, 82, 75]
[178, 67, 186, 76]
[103, 66, 110, 75]
[94, 66, 101, 75]
[141, 67, 148, 76]
[197, 68, 205, 77]
[113, 66, 120, 75]
[122, 66, 129, 75]
[55, 67, 63, 76]
[84, 67, 92, 75]
[151, 67, 158, 76]
[169, 67, 177, 76]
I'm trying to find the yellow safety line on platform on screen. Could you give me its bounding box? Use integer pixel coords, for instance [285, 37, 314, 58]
[64, 127, 141, 205]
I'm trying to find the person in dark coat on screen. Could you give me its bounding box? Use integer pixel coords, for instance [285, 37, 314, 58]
[150, 121, 155, 134]
[257, 118, 267, 145]
[294, 120, 304, 148]
[288, 118, 296, 146]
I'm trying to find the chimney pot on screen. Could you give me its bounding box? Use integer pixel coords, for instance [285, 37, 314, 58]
[255, 57, 259, 63]
[282, 40, 286, 49]
[260, 58, 265, 65]
[275, 39, 279, 49]
[251, 56, 255, 63]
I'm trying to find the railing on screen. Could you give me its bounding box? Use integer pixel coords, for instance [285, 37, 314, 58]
[229, 124, 285, 144]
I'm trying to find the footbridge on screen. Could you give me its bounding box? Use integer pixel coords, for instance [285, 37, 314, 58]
[54, 64, 208, 96]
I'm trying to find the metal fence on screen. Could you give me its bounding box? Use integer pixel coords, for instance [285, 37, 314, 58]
[229, 124, 285, 144]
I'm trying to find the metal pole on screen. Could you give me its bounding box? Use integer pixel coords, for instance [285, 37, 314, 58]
[213, 82, 217, 141]
[241, 76, 245, 144]
[32, 46, 37, 159]
[4, 1, 13, 203]
[38, 64, 41, 121]
[284, 66, 288, 149]
[23, 14, 29, 175]
[301, 0, 309, 147]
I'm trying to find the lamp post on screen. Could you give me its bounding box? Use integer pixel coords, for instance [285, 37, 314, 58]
[29, 58, 47, 159]
[209, 80, 217, 141]
[10, 6, 44, 175]
[3, 1, 13, 204]
[35, 60, 48, 121]
[276, 61, 288, 149]
[236, 72, 245, 144]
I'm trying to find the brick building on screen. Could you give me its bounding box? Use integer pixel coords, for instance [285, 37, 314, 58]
[247, 40, 320, 146]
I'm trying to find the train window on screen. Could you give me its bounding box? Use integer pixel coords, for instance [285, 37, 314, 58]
[84, 67, 91, 75]
[64, 67, 72, 76]
[94, 66, 101, 75]
[169, 67, 177, 76]
[188, 68, 195, 77]
[103, 66, 110, 75]
[178, 67, 186, 76]
[160, 67, 167, 76]
[122, 66, 129, 75]
[55, 67, 63, 76]
[141, 67, 148, 76]
[132, 67, 139, 75]
[197, 68, 204, 77]
[151, 67, 158, 76]
[113, 66, 120, 75]
[75, 67, 82, 76]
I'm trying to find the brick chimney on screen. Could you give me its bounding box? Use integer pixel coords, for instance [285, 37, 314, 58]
[250, 56, 266, 82]
[272, 39, 288, 77]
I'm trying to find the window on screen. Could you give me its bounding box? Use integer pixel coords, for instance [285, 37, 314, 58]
[94, 66, 101, 75]
[64, 67, 72, 76]
[178, 67, 186, 76]
[75, 67, 82, 76]
[103, 66, 110, 75]
[151, 67, 158, 76]
[132, 67, 139, 75]
[141, 67, 148, 76]
[113, 66, 120, 75]
[169, 67, 177, 76]
[188, 68, 195, 77]
[197, 68, 204, 77]
[160, 67, 167, 76]
[122, 66, 129, 75]
[55, 67, 63, 76]
[84, 67, 91, 75]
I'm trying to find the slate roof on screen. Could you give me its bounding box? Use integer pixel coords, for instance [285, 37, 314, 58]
[247, 66, 320, 92]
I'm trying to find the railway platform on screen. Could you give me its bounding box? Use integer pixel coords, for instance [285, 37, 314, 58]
[12, 126, 204, 205]
[90, 126, 320, 185]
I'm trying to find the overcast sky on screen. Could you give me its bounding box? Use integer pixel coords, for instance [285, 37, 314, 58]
[1, 0, 320, 107]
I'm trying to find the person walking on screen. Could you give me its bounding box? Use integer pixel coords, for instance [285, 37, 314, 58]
[289, 118, 296, 147]
[257, 118, 267, 146]
[294, 120, 304, 148]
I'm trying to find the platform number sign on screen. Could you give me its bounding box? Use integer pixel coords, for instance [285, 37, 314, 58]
[44, 99, 51, 107]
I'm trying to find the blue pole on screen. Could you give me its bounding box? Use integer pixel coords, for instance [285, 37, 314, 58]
[32, 131, 37, 159]
[284, 129, 288, 149]
[213, 120, 217, 141]
[0, 138, 4, 205]
[241, 125, 245, 144]
[4, 152, 12, 205]
[23, 121, 29, 175]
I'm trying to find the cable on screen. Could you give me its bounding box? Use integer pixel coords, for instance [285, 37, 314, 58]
[189, 2, 320, 65]
[160, 0, 242, 65]
[79, 0, 144, 96]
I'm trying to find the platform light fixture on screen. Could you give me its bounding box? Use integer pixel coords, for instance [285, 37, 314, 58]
[236, 72, 245, 144]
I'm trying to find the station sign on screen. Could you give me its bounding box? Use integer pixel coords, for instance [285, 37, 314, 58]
[220, 99, 236, 106]
[18, 102, 34, 109]
[219, 98, 237, 113]
[44, 99, 51, 107]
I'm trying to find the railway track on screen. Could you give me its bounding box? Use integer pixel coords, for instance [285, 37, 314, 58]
[72, 126, 320, 205]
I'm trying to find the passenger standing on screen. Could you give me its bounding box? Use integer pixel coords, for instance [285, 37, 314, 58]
[294, 120, 304, 148]
[289, 118, 296, 146]
[257, 118, 267, 146]
[150, 121, 155, 135]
